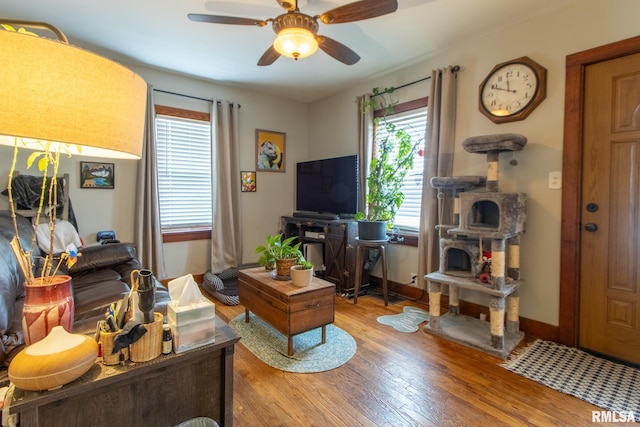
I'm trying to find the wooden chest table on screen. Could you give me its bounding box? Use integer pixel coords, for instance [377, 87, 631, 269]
[238, 267, 335, 356]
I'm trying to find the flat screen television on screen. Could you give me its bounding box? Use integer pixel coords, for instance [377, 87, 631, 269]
[296, 155, 359, 217]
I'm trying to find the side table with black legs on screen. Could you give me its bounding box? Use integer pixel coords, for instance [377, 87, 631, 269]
[353, 237, 389, 306]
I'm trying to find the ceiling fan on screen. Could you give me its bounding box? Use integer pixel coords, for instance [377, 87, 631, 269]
[188, 0, 398, 66]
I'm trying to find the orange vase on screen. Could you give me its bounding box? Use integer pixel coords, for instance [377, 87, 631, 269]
[22, 275, 75, 346]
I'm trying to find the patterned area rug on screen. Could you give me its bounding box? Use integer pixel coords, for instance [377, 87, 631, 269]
[502, 340, 640, 421]
[376, 306, 430, 333]
[229, 313, 356, 373]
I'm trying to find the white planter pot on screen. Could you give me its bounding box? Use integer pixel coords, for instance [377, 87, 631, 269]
[290, 266, 313, 287]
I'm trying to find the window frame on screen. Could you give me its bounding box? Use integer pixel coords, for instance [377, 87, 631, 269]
[373, 96, 428, 247]
[155, 105, 212, 243]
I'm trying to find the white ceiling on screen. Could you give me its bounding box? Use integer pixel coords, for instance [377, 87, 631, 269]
[1, 0, 578, 103]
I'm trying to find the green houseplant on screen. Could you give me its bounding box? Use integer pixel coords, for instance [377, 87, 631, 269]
[255, 233, 304, 277]
[355, 87, 422, 240]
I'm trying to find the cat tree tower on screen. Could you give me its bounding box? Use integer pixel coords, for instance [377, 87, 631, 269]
[424, 133, 527, 358]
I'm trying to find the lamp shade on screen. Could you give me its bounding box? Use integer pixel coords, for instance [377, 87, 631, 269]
[273, 27, 319, 60]
[271, 13, 319, 61]
[0, 29, 147, 159]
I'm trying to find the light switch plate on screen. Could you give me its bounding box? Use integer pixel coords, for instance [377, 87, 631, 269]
[548, 171, 562, 189]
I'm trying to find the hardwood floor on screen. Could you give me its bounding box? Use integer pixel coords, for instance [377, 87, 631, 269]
[214, 294, 602, 427]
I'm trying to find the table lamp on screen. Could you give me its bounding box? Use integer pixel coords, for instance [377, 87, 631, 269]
[0, 19, 147, 388]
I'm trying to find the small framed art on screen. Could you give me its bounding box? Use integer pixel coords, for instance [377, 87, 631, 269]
[241, 171, 257, 192]
[256, 129, 285, 172]
[80, 162, 115, 189]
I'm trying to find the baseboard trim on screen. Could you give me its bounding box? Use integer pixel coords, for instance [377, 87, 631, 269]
[370, 276, 559, 342]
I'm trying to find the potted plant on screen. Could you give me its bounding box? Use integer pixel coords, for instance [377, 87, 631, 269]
[5, 137, 81, 345]
[355, 87, 422, 240]
[290, 260, 314, 287]
[255, 233, 303, 278]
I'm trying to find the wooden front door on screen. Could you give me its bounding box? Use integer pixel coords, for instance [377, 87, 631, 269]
[578, 52, 640, 365]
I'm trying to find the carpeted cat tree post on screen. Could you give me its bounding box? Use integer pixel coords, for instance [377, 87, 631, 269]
[424, 133, 527, 358]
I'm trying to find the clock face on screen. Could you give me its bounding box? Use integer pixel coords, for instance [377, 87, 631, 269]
[480, 62, 539, 117]
[478, 57, 547, 123]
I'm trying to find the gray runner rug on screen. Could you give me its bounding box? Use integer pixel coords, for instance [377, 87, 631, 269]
[229, 313, 356, 373]
[502, 339, 640, 422]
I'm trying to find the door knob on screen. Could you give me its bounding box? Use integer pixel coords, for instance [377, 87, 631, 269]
[586, 203, 599, 213]
[584, 223, 598, 232]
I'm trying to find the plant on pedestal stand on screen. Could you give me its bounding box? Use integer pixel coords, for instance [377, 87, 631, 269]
[355, 87, 422, 240]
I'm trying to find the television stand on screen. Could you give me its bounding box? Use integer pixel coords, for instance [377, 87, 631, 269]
[292, 211, 340, 220]
[281, 215, 369, 296]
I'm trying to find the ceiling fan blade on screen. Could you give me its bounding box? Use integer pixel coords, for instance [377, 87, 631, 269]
[318, 0, 398, 24]
[257, 45, 281, 66]
[317, 36, 360, 65]
[188, 13, 268, 26]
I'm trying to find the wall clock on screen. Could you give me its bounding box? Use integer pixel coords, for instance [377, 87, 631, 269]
[478, 56, 547, 124]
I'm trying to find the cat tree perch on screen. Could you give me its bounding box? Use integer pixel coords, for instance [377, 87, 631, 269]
[424, 133, 527, 359]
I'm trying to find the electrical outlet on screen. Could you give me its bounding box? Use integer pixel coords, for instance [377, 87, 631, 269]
[410, 273, 418, 283]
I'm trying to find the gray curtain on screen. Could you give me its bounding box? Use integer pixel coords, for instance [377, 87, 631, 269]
[135, 85, 166, 279]
[416, 67, 458, 290]
[210, 99, 242, 273]
[357, 94, 374, 214]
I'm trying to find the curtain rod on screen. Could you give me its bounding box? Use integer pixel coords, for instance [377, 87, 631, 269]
[371, 65, 460, 98]
[153, 88, 241, 107]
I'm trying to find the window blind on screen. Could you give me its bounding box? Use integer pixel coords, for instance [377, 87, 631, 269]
[155, 115, 212, 230]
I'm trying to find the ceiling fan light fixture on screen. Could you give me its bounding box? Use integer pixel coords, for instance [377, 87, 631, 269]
[188, 0, 399, 65]
[273, 27, 318, 60]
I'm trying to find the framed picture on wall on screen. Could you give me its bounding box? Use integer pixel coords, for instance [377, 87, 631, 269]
[255, 129, 286, 172]
[241, 171, 257, 192]
[80, 162, 115, 189]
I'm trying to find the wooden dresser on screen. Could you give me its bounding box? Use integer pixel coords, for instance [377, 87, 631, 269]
[7, 317, 240, 427]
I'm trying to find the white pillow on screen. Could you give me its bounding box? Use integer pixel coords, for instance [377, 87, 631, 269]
[36, 219, 83, 254]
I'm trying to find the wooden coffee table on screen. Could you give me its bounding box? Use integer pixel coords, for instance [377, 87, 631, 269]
[238, 267, 335, 356]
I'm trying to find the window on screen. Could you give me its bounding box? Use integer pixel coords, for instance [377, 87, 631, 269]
[155, 106, 212, 236]
[374, 98, 427, 232]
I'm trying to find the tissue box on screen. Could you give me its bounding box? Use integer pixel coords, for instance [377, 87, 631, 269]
[170, 316, 216, 354]
[167, 300, 216, 353]
[167, 299, 215, 324]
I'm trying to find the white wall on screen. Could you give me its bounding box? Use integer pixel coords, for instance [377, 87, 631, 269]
[307, 0, 640, 326]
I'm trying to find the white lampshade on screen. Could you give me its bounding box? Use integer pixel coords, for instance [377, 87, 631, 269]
[0, 28, 147, 159]
[273, 27, 319, 60]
